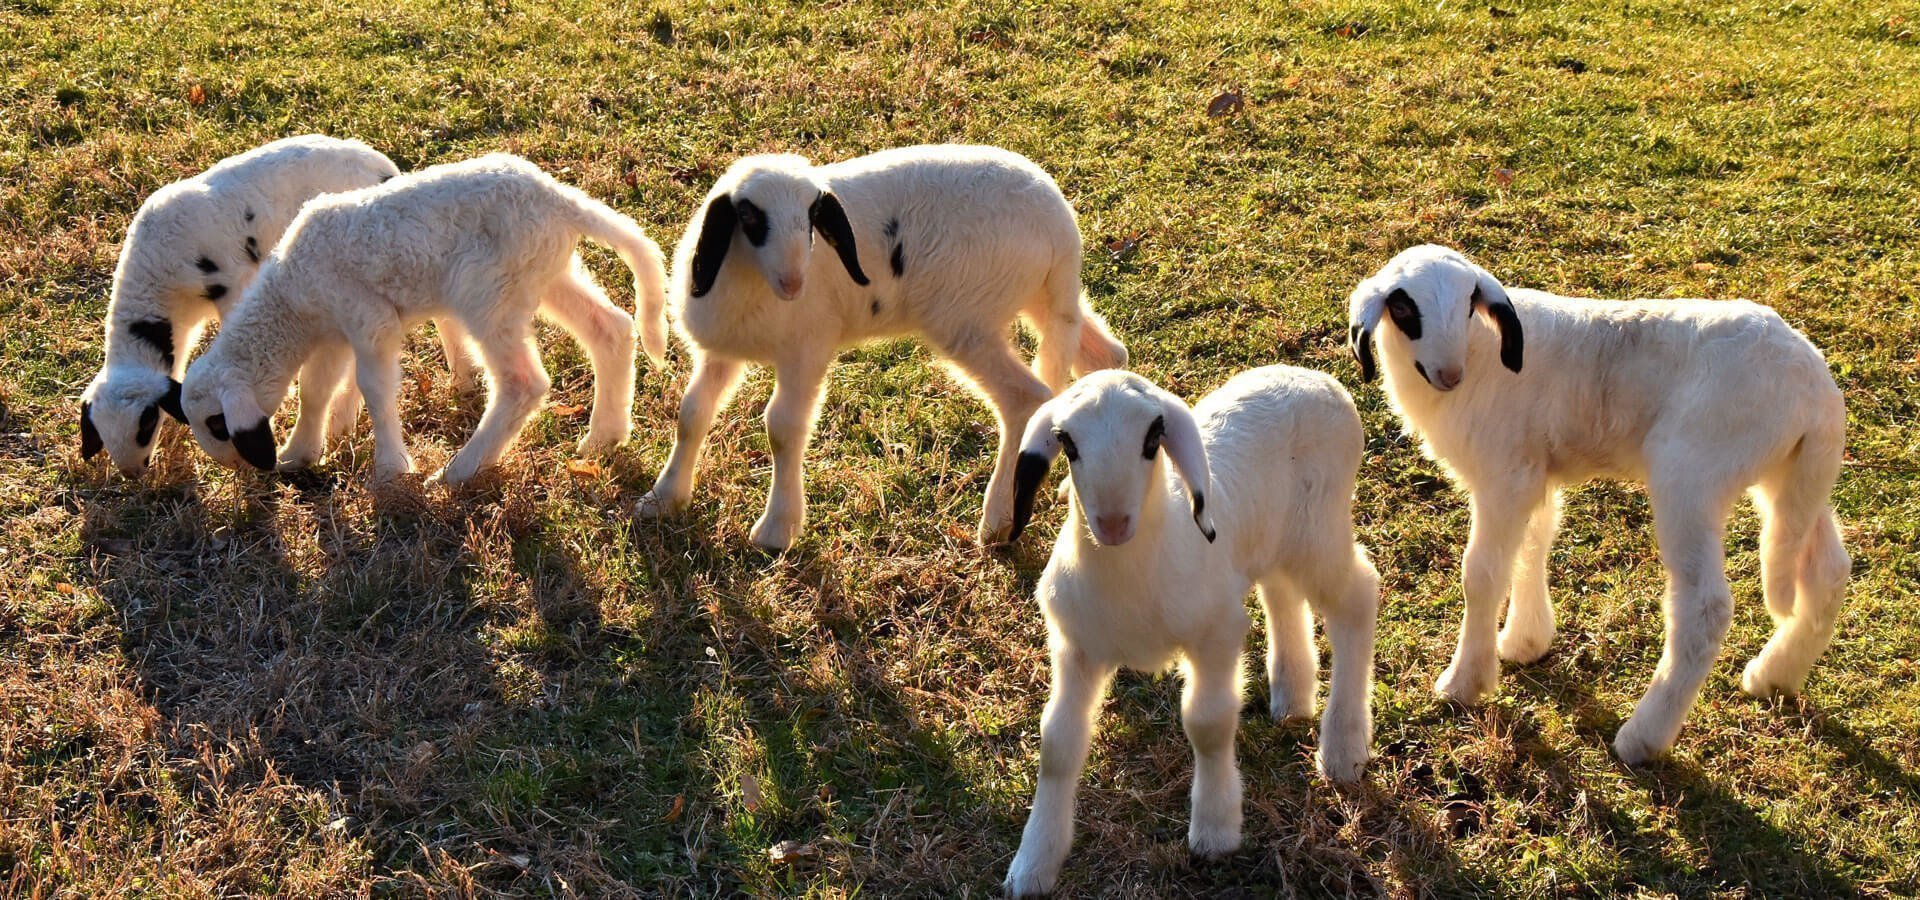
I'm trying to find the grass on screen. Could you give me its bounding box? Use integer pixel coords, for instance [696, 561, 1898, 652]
[3, 0, 1919, 895]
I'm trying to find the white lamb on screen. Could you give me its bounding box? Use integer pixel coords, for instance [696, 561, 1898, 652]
[634, 144, 1129, 551]
[1347, 243, 1850, 764]
[181, 153, 667, 484]
[1001, 368, 1382, 897]
[77, 134, 476, 476]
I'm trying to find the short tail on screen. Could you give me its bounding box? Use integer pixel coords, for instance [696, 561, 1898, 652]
[1074, 299, 1128, 373]
[558, 186, 670, 368]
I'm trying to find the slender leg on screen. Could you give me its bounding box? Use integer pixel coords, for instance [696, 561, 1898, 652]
[1744, 510, 1850, 696]
[1499, 491, 1562, 663]
[352, 331, 413, 480]
[1256, 575, 1317, 721]
[434, 317, 479, 393]
[1313, 549, 1380, 782]
[1005, 649, 1113, 899]
[638, 354, 746, 518]
[1613, 483, 1737, 764]
[278, 340, 353, 470]
[538, 265, 636, 454]
[942, 337, 1052, 545]
[436, 327, 550, 484]
[1182, 644, 1245, 858]
[749, 352, 833, 551]
[1436, 483, 1542, 703]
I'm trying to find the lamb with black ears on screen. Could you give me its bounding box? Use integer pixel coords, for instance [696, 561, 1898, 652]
[636, 144, 1130, 551]
[1001, 368, 1382, 897]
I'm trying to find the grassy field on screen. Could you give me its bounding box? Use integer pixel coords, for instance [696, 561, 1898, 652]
[4, 0, 1919, 895]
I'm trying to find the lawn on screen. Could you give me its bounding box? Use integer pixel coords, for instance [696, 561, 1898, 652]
[3, 0, 1918, 895]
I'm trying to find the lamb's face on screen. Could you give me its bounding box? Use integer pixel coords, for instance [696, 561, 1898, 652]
[1045, 374, 1166, 546]
[181, 355, 277, 472]
[1008, 370, 1218, 548]
[79, 367, 181, 476]
[1348, 245, 1525, 390]
[683, 154, 869, 303]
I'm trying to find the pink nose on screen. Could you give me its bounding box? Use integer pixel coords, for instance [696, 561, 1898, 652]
[776, 274, 805, 299]
[1093, 514, 1134, 545]
[1433, 366, 1463, 391]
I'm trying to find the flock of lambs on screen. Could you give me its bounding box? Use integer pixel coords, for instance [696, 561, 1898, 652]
[76, 135, 1849, 895]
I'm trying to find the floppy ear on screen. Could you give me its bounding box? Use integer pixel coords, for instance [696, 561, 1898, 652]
[1153, 388, 1217, 542]
[809, 191, 870, 287]
[1345, 277, 1391, 382]
[1467, 262, 1524, 374]
[219, 386, 277, 471]
[158, 378, 186, 423]
[79, 401, 103, 460]
[1007, 401, 1062, 544]
[688, 193, 737, 298]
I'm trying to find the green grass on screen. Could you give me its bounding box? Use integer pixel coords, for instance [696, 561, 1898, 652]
[3, 0, 1919, 895]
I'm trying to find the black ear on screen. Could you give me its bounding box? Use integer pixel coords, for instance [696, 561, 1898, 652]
[79, 401, 103, 459]
[1348, 325, 1377, 382]
[230, 419, 277, 471]
[809, 191, 869, 286]
[1006, 452, 1054, 544]
[159, 379, 186, 422]
[1476, 290, 1525, 373]
[689, 194, 737, 298]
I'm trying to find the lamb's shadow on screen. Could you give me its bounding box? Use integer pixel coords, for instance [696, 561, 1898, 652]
[1507, 658, 1867, 897]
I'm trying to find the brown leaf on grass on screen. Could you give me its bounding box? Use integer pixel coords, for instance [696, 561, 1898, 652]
[1282, 74, 1303, 91]
[1691, 262, 1717, 273]
[186, 84, 206, 106]
[1106, 231, 1145, 262]
[565, 458, 602, 478]
[549, 403, 585, 418]
[663, 794, 685, 823]
[767, 840, 817, 865]
[1493, 168, 1515, 189]
[1206, 89, 1245, 119]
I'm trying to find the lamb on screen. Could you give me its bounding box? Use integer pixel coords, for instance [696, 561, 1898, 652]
[1346, 243, 1850, 764]
[1001, 368, 1382, 897]
[634, 145, 1129, 551]
[77, 134, 476, 476]
[181, 153, 667, 484]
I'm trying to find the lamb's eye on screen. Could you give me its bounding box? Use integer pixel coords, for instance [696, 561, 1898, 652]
[205, 414, 229, 441]
[1143, 416, 1164, 459]
[1055, 429, 1078, 462]
[1384, 289, 1423, 339]
[135, 404, 160, 447]
[735, 199, 768, 246]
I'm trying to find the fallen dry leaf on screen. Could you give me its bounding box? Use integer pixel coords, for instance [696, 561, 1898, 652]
[1206, 89, 1245, 119]
[187, 84, 206, 106]
[1493, 168, 1516, 189]
[767, 840, 817, 864]
[549, 403, 585, 417]
[565, 458, 602, 478]
[740, 771, 763, 813]
[1692, 262, 1717, 273]
[663, 794, 685, 823]
[1106, 231, 1145, 262]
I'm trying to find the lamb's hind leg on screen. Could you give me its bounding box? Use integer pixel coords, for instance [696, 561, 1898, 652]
[1613, 479, 1738, 765]
[538, 260, 636, 454]
[1499, 491, 1562, 663]
[1743, 454, 1850, 697]
[437, 323, 550, 485]
[943, 336, 1052, 546]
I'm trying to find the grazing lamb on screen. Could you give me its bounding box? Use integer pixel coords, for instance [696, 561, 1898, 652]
[1001, 368, 1382, 897]
[1347, 244, 1850, 764]
[77, 134, 476, 476]
[635, 145, 1129, 551]
[182, 153, 667, 484]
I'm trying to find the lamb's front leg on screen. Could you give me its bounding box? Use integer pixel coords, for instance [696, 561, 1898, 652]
[352, 335, 413, 480]
[1436, 485, 1539, 704]
[638, 354, 745, 519]
[1006, 648, 1113, 899]
[749, 352, 831, 551]
[279, 340, 352, 470]
[1182, 643, 1245, 858]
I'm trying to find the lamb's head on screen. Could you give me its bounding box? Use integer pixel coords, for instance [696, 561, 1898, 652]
[181, 351, 278, 472]
[79, 366, 185, 476]
[1009, 370, 1217, 548]
[1347, 244, 1523, 390]
[680, 154, 869, 303]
